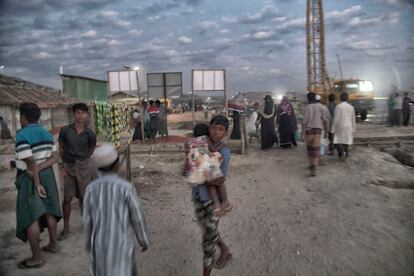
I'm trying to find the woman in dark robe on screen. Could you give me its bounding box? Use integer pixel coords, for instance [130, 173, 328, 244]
[257, 95, 278, 150]
[230, 110, 241, 140]
[277, 96, 298, 148]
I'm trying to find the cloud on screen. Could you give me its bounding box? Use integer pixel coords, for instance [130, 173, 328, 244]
[114, 19, 131, 28]
[108, 39, 121, 46]
[252, 31, 273, 40]
[33, 52, 53, 60]
[81, 30, 97, 37]
[240, 5, 280, 24]
[192, 21, 220, 34]
[178, 36, 192, 44]
[128, 29, 143, 36]
[101, 10, 118, 17]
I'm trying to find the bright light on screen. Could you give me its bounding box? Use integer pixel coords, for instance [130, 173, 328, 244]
[277, 95, 283, 100]
[207, 97, 211, 100]
[244, 98, 248, 101]
[359, 80, 373, 92]
[0, 65, 4, 69]
[133, 66, 140, 71]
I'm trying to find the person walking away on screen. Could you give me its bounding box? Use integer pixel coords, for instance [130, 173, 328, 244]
[301, 93, 329, 176]
[0, 116, 12, 140]
[393, 93, 403, 126]
[387, 93, 395, 127]
[84, 144, 149, 276]
[277, 96, 297, 148]
[14, 103, 62, 269]
[192, 115, 233, 275]
[327, 93, 336, 155]
[147, 100, 160, 140]
[257, 95, 278, 150]
[331, 93, 356, 162]
[247, 103, 260, 144]
[156, 100, 168, 137]
[402, 93, 413, 126]
[58, 103, 97, 240]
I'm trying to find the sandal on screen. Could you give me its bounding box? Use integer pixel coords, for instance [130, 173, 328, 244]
[17, 259, 44, 269]
[42, 245, 58, 253]
[214, 252, 232, 269]
[212, 208, 226, 217]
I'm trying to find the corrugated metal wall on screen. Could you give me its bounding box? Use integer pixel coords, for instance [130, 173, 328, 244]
[63, 77, 107, 102]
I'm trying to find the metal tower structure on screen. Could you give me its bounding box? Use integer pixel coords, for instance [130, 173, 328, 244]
[306, 0, 331, 93]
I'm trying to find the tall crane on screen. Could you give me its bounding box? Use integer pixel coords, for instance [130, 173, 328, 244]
[306, 0, 331, 93]
[305, 0, 375, 121]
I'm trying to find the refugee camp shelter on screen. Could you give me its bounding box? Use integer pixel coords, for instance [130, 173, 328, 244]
[0, 74, 78, 137]
[61, 74, 108, 102]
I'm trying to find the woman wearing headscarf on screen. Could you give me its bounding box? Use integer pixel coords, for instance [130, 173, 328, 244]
[277, 96, 298, 148]
[257, 95, 278, 150]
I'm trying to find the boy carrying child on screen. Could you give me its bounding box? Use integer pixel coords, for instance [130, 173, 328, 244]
[185, 115, 233, 275]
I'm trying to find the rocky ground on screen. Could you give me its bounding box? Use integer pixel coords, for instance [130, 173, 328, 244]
[1, 135, 414, 275]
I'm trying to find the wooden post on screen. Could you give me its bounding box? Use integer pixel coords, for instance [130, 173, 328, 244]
[163, 73, 169, 137]
[192, 70, 196, 127]
[126, 144, 131, 181]
[224, 70, 228, 118]
[240, 112, 246, 154]
[136, 70, 145, 142]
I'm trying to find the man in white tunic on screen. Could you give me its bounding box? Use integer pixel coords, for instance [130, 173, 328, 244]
[331, 93, 356, 161]
[83, 144, 149, 276]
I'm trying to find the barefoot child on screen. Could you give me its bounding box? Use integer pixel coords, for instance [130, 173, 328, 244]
[184, 123, 232, 216]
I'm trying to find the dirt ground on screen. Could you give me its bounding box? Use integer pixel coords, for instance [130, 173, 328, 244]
[1, 136, 414, 275]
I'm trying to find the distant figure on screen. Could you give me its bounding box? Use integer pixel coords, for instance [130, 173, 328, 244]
[402, 93, 413, 126]
[277, 96, 297, 148]
[147, 100, 160, 140]
[331, 93, 356, 162]
[132, 109, 143, 142]
[257, 95, 278, 150]
[387, 92, 395, 126]
[247, 103, 260, 144]
[393, 93, 403, 126]
[327, 93, 337, 155]
[156, 100, 167, 137]
[230, 110, 241, 140]
[301, 92, 329, 176]
[142, 100, 151, 139]
[0, 116, 12, 139]
[84, 144, 149, 276]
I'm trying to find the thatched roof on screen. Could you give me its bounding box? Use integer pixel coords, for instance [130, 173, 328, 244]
[0, 74, 78, 108]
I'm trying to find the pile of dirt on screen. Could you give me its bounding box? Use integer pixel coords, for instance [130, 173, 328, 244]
[350, 147, 414, 189]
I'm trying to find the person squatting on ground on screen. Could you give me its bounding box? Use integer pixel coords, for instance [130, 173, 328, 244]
[184, 123, 232, 217]
[58, 103, 97, 240]
[191, 115, 233, 276]
[301, 92, 330, 177]
[14, 102, 62, 269]
[331, 93, 356, 162]
[83, 144, 149, 276]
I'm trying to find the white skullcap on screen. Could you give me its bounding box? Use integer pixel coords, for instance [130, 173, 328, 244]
[316, 95, 321, 101]
[92, 143, 118, 169]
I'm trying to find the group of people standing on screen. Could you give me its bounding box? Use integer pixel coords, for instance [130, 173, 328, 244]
[388, 92, 413, 127]
[132, 99, 167, 142]
[12, 102, 149, 275]
[251, 92, 356, 176]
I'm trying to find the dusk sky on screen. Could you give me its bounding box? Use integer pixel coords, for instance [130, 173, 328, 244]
[0, 0, 413, 96]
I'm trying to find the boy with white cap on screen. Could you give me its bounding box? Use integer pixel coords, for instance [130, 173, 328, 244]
[83, 144, 149, 276]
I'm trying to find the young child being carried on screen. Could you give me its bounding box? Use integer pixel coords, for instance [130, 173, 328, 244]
[184, 123, 232, 216]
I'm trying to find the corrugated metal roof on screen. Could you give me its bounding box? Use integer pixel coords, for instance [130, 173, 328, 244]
[0, 74, 78, 108]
